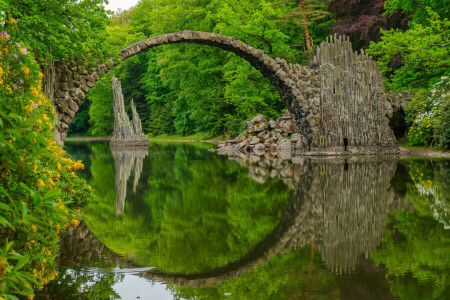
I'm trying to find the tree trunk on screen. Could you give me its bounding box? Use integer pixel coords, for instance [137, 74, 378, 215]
[300, 0, 313, 51]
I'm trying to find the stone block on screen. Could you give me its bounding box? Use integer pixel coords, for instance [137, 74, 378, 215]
[60, 83, 69, 91]
[250, 137, 260, 145]
[68, 98, 78, 112]
[80, 84, 89, 93]
[67, 109, 76, 118]
[253, 143, 265, 156]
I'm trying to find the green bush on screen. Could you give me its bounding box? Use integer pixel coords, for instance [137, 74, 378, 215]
[407, 76, 449, 147]
[434, 96, 450, 149]
[408, 115, 434, 146]
[0, 22, 95, 299]
[226, 115, 247, 137]
[405, 89, 431, 126]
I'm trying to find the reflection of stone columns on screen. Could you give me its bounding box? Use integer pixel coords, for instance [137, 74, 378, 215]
[315, 161, 396, 274]
[111, 148, 148, 215]
[228, 155, 413, 274]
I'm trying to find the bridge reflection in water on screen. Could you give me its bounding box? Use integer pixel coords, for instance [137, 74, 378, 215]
[58, 154, 413, 289]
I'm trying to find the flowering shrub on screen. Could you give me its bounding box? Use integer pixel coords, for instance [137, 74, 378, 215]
[0, 20, 95, 299]
[408, 76, 450, 147]
[408, 114, 434, 146]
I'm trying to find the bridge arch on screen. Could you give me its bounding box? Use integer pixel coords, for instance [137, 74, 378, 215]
[45, 32, 398, 154]
[45, 30, 314, 147]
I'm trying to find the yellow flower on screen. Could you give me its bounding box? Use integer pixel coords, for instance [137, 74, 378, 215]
[73, 160, 84, 170]
[22, 66, 29, 74]
[36, 179, 45, 187]
[9, 18, 17, 25]
[31, 224, 37, 231]
[31, 87, 39, 97]
[70, 218, 79, 227]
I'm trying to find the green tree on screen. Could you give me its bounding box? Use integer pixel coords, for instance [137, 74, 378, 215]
[367, 9, 450, 91]
[1, 0, 111, 64]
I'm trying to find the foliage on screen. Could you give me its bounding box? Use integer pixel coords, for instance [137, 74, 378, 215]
[87, 73, 115, 137]
[405, 89, 431, 126]
[35, 267, 123, 299]
[0, 0, 111, 65]
[367, 9, 449, 91]
[77, 142, 291, 273]
[434, 95, 450, 149]
[0, 26, 95, 299]
[384, 0, 449, 25]
[406, 159, 449, 228]
[372, 211, 450, 299]
[171, 247, 338, 299]
[275, 0, 332, 51]
[408, 115, 434, 146]
[67, 100, 90, 136]
[407, 76, 450, 147]
[329, 0, 408, 49]
[87, 0, 335, 138]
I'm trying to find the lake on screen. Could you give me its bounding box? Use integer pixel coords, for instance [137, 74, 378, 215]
[36, 141, 450, 299]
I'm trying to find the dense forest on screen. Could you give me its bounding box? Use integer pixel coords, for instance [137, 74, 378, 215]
[65, 0, 449, 148]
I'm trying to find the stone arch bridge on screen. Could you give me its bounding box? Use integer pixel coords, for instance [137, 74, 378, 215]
[44, 31, 407, 154]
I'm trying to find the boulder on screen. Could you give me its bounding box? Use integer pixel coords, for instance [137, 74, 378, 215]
[295, 140, 304, 151]
[284, 120, 295, 132]
[253, 122, 267, 132]
[277, 139, 292, 152]
[250, 137, 260, 145]
[253, 143, 265, 156]
[268, 120, 277, 129]
[291, 133, 302, 141]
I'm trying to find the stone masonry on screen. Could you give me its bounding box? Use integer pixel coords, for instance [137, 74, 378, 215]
[44, 31, 403, 153]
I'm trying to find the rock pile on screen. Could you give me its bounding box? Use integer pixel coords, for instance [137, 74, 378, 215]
[218, 112, 307, 158]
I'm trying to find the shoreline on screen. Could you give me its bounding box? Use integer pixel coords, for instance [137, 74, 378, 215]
[64, 137, 450, 158]
[399, 146, 450, 159]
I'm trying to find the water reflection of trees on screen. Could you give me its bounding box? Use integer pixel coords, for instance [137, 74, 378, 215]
[58, 143, 450, 299]
[83, 142, 291, 274]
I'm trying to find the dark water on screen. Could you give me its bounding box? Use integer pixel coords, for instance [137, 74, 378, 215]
[36, 141, 450, 300]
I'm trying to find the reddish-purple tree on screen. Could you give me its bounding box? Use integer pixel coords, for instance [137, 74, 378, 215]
[329, 0, 409, 49]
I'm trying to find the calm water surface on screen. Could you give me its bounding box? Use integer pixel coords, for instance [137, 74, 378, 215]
[36, 141, 450, 300]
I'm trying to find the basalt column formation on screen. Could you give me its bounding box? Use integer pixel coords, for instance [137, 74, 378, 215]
[110, 76, 149, 148]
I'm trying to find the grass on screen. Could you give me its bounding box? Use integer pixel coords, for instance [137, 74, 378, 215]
[397, 140, 450, 153]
